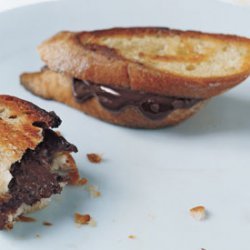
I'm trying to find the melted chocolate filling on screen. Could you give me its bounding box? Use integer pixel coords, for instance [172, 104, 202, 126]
[72, 79, 201, 120]
[0, 129, 77, 229]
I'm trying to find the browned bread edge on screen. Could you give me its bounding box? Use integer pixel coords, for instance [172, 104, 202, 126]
[0, 95, 61, 129]
[0, 95, 80, 229]
[38, 27, 250, 99]
[20, 70, 205, 129]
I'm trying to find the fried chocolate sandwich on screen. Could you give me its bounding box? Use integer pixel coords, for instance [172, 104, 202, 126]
[21, 27, 250, 128]
[0, 95, 79, 229]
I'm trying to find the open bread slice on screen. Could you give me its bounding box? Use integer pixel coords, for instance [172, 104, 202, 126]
[0, 95, 80, 230]
[38, 27, 250, 98]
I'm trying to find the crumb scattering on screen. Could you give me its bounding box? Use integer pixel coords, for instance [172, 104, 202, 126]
[190, 205, 206, 221]
[87, 184, 101, 198]
[74, 213, 91, 225]
[87, 153, 102, 163]
[128, 235, 136, 239]
[43, 221, 53, 226]
[16, 215, 36, 222]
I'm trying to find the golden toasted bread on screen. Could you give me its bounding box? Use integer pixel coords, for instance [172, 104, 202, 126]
[21, 27, 250, 128]
[0, 95, 79, 229]
[21, 69, 205, 128]
[38, 27, 250, 98]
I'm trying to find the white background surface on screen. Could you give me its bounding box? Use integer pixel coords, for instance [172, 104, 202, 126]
[0, 0, 56, 12]
[0, 0, 249, 13]
[0, 0, 250, 250]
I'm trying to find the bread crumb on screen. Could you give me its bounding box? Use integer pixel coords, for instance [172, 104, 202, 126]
[43, 221, 53, 226]
[87, 153, 102, 163]
[190, 205, 206, 221]
[87, 184, 101, 198]
[128, 235, 136, 239]
[16, 215, 36, 222]
[64, 158, 82, 186]
[77, 178, 88, 186]
[74, 213, 91, 225]
[5, 223, 13, 230]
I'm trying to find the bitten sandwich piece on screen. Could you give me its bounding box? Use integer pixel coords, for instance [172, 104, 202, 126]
[0, 95, 79, 230]
[21, 27, 250, 128]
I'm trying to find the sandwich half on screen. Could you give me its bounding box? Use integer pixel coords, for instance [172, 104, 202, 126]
[21, 27, 250, 128]
[0, 95, 79, 230]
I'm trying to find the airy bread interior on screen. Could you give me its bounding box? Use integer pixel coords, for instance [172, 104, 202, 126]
[88, 32, 250, 78]
[78, 28, 250, 77]
[0, 96, 79, 229]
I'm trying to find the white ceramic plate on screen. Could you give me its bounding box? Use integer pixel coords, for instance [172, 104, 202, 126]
[1, 0, 250, 249]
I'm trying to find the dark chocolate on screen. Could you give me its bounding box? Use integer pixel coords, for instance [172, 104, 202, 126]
[72, 79, 201, 120]
[0, 130, 77, 229]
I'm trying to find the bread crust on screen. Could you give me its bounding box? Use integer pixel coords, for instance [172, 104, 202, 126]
[0, 95, 61, 184]
[0, 96, 79, 229]
[38, 27, 250, 99]
[20, 70, 205, 128]
[0, 95, 76, 200]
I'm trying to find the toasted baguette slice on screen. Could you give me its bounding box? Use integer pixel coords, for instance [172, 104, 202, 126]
[38, 27, 250, 98]
[0, 95, 80, 230]
[20, 69, 205, 128]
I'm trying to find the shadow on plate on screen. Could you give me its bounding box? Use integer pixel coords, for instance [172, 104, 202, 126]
[169, 95, 250, 136]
